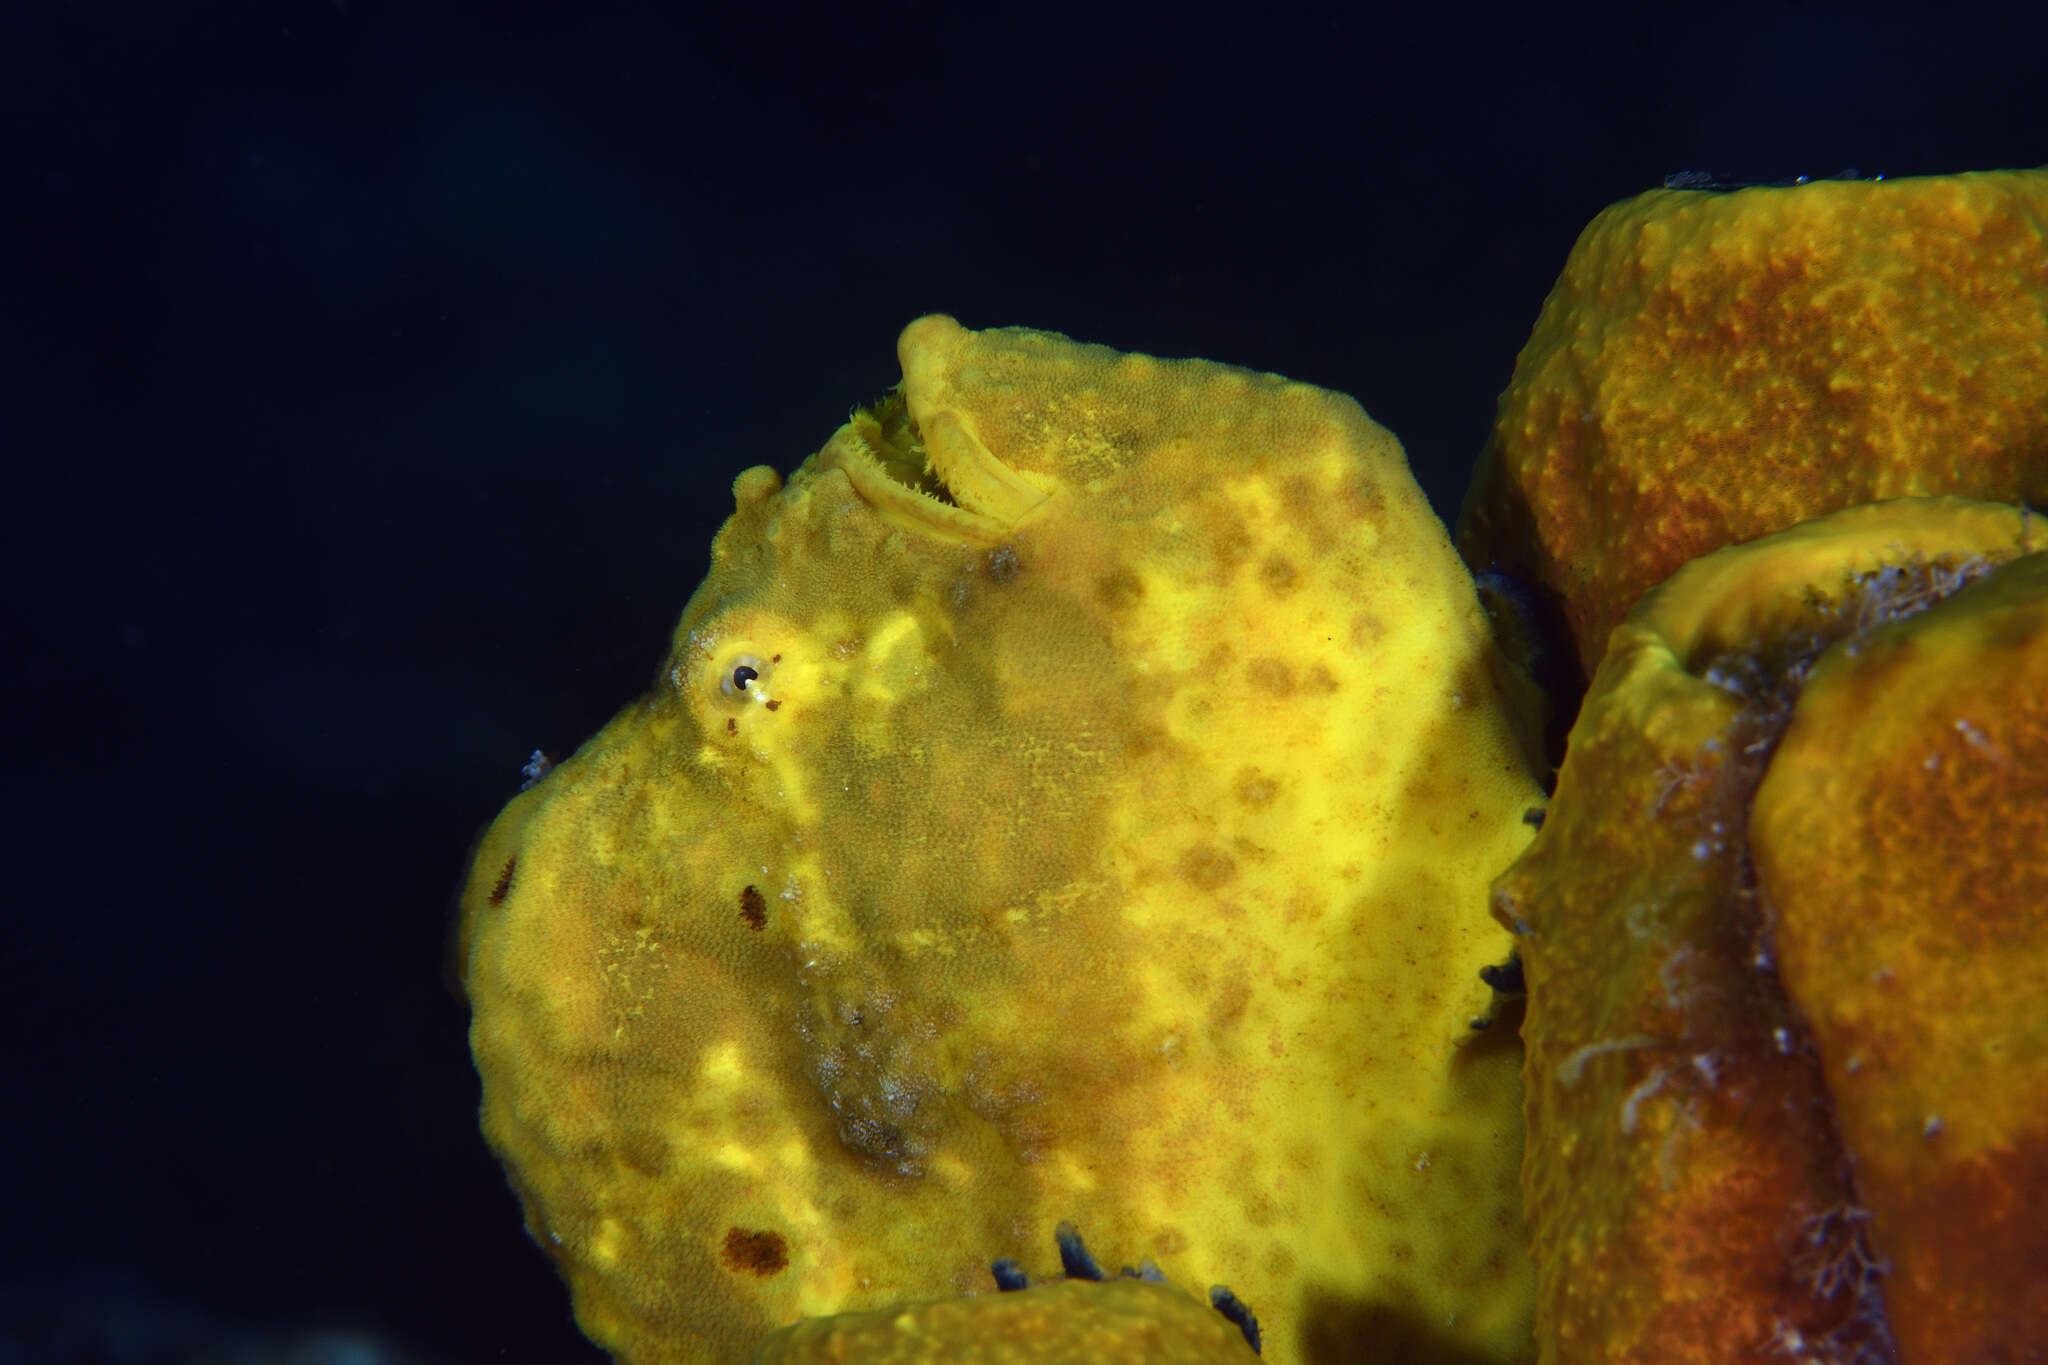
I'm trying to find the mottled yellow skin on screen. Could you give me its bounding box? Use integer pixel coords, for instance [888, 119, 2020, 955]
[1458, 168, 2048, 676]
[1752, 550, 2048, 1362]
[460, 317, 1542, 1362]
[1492, 498, 2046, 1362]
[750, 1279, 1255, 1364]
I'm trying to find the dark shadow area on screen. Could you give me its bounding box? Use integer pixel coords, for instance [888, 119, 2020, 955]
[1301, 1286, 1520, 1364]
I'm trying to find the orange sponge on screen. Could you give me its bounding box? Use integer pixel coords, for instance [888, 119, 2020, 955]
[1460, 169, 2048, 676]
[1752, 549, 2048, 1361]
[1492, 498, 2044, 1359]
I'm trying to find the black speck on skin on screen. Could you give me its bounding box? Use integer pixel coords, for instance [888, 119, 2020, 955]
[487, 857, 516, 907]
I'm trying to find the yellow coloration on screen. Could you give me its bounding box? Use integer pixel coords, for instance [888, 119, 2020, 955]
[1751, 548, 2048, 1362]
[459, 316, 1543, 1362]
[1491, 498, 2046, 1361]
[1458, 168, 2048, 676]
[749, 1278, 1255, 1364]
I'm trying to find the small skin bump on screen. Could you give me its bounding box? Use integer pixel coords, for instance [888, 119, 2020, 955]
[720, 1227, 789, 1277]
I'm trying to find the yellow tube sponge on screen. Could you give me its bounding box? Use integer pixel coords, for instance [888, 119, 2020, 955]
[1491, 498, 2045, 1361]
[1459, 169, 2048, 676]
[459, 317, 1543, 1362]
[1751, 549, 2048, 1362]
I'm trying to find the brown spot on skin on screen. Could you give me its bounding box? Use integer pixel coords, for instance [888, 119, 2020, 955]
[1259, 554, 1300, 594]
[1228, 835, 1273, 864]
[721, 1227, 789, 1277]
[765, 699, 782, 711]
[1280, 892, 1325, 926]
[1246, 658, 1296, 695]
[1305, 662, 1339, 693]
[738, 885, 768, 931]
[1351, 612, 1385, 648]
[1178, 843, 1238, 890]
[1236, 769, 1279, 805]
[488, 858, 516, 907]
[771, 653, 782, 662]
[1454, 656, 1492, 708]
[1095, 567, 1145, 610]
[1291, 473, 1368, 553]
[619, 1130, 669, 1177]
[1343, 477, 1390, 527]
[1123, 725, 1166, 761]
[1208, 976, 1252, 1032]
[726, 717, 738, 734]
[1197, 509, 1255, 581]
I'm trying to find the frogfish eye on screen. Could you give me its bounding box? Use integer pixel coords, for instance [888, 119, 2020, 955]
[720, 654, 771, 701]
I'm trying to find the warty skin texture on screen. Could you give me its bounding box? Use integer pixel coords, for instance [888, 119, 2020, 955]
[459, 316, 1543, 1363]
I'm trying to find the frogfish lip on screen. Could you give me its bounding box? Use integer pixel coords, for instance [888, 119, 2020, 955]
[817, 316, 1054, 548]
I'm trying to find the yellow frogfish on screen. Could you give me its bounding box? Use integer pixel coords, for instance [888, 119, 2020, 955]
[457, 316, 1544, 1362]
